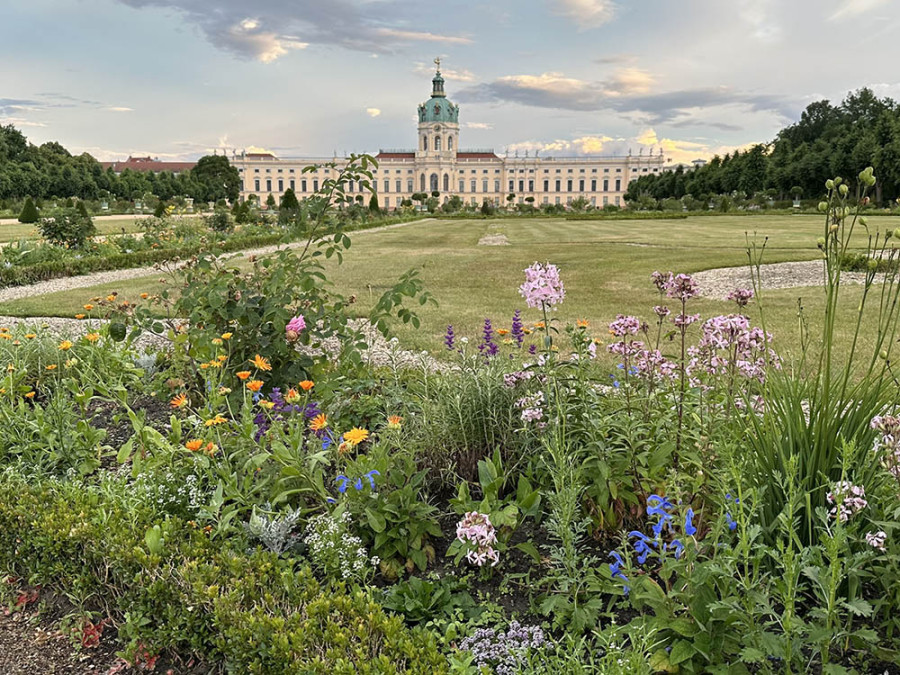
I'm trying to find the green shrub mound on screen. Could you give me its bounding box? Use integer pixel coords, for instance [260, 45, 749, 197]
[18, 196, 39, 223]
[0, 471, 445, 673]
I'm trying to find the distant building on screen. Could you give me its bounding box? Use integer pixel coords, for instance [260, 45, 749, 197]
[233, 62, 665, 209]
[100, 156, 196, 175]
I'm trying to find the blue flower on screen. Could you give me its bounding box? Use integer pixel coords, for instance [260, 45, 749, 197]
[608, 551, 630, 594]
[364, 470, 380, 489]
[647, 494, 675, 519]
[326, 497, 336, 504]
[629, 530, 658, 564]
[322, 436, 332, 451]
[725, 512, 737, 531]
[668, 539, 684, 559]
[354, 477, 364, 491]
[335, 475, 349, 493]
[684, 508, 697, 537]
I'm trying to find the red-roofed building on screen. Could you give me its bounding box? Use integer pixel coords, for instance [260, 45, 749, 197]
[101, 156, 195, 175]
[232, 65, 663, 209]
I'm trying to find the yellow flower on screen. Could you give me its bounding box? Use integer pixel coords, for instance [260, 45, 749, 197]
[236, 371, 251, 381]
[24, 333, 36, 340]
[496, 329, 510, 336]
[85, 333, 100, 343]
[106, 295, 117, 302]
[309, 413, 328, 431]
[170, 393, 188, 409]
[74, 314, 85, 320]
[185, 439, 204, 452]
[284, 388, 301, 404]
[206, 360, 222, 369]
[0, 327, 7, 333]
[299, 380, 315, 391]
[6, 364, 14, 372]
[246, 380, 263, 393]
[258, 400, 275, 410]
[45, 364, 58, 371]
[24, 391, 35, 399]
[199, 363, 210, 370]
[58, 340, 73, 351]
[0, 334, 11, 341]
[343, 427, 370, 446]
[534, 321, 546, 329]
[83, 304, 94, 311]
[216, 355, 228, 362]
[221, 332, 233, 340]
[387, 415, 403, 430]
[576, 319, 590, 328]
[204, 414, 228, 427]
[250, 354, 272, 371]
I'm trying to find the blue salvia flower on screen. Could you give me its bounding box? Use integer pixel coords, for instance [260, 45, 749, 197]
[684, 508, 697, 537]
[364, 470, 380, 489]
[668, 539, 684, 559]
[322, 436, 332, 451]
[647, 494, 675, 518]
[629, 530, 658, 564]
[608, 551, 630, 595]
[725, 512, 737, 531]
[335, 475, 350, 493]
[354, 477, 364, 491]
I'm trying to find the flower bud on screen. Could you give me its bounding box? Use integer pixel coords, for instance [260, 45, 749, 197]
[867, 259, 878, 271]
[818, 201, 828, 212]
[860, 217, 868, 227]
[881, 350, 889, 360]
[839, 184, 849, 197]
[816, 237, 826, 249]
[894, 228, 900, 240]
[834, 177, 843, 186]
[826, 179, 835, 190]
[829, 224, 839, 233]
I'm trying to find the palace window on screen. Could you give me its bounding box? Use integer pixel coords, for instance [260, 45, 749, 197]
[396, 180, 401, 192]
[407, 179, 413, 192]
[591, 179, 596, 191]
[555, 180, 561, 191]
[278, 179, 283, 192]
[423, 136, 428, 151]
[459, 180, 465, 193]
[301, 179, 307, 192]
[313, 180, 319, 191]
[448, 135, 453, 150]
[615, 179, 621, 191]
[444, 174, 449, 192]
[435, 136, 442, 151]
[603, 179, 609, 192]
[494, 180, 500, 192]
[384, 180, 390, 193]
[266, 179, 272, 192]
[528, 180, 534, 191]
[471, 179, 476, 192]
[579, 179, 584, 192]
[254, 179, 260, 191]
[615, 196, 621, 206]
[518, 180, 524, 192]
[543, 180, 549, 191]
[290, 179, 295, 190]
[509, 180, 514, 191]
[482, 180, 488, 192]
[567, 179, 573, 192]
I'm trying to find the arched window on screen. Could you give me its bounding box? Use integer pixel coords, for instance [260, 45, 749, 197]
[443, 174, 449, 192]
[430, 173, 439, 192]
[422, 136, 428, 151]
[435, 136, 442, 151]
[448, 135, 454, 150]
[420, 174, 426, 192]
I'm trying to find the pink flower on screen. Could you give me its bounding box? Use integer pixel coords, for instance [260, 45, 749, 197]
[519, 262, 565, 310]
[286, 315, 306, 341]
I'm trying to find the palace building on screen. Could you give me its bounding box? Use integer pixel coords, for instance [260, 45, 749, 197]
[232, 62, 666, 210]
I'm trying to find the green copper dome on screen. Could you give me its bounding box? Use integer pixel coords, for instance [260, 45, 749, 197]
[418, 70, 459, 124]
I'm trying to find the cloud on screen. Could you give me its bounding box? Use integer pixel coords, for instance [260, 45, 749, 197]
[464, 122, 493, 129]
[0, 117, 47, 128]
[550, 0, 617, 28]
[108, 106, 134, 112]
[829, 0, 889, 20]
[116, 1, 471, 61]
[739, 0, 782, 41]
[457, 70, 799, 125]
[366, 108, 382, 118]
[413, 61, 476, 82]
[509, 135, 614, 155]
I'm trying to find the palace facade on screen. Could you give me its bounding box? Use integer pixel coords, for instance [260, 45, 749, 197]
[232, 65, 666, 209]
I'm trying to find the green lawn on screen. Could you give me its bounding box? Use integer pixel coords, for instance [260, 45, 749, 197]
[0, 217, 145, 243]
[1, 214, 897, 366]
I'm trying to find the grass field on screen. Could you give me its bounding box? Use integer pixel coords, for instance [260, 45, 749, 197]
[1, 213, 897, 366]
[0, 217, 145, 243]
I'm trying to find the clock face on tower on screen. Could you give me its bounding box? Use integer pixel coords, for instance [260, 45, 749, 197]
[433, 125, 441, 132]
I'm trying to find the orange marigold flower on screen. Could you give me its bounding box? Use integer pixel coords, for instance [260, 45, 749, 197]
[387, 415, 403, 430]
[24, 333, 36, 340]
[140, 293, 149, 300]
[246, 380, 263, 393]
[204, 442, 218, 456]
[85, 333, 100, 343]
[236, 371, 251, 380]
[299, 380, 314, 391]
[221, 332, 233, 340]
[576, 319, 590, 328]
[199, 363, 210, 370]
[343, 427, 369, 446]
[204, 414, 228, 427]
[534, 321, 546, 329]
[185, 439, 204, 452]
[45, 364, 57, 371]
[284, 388, 301, 404]
[83, 304, 94, 311]
[58, 340, 73, 351]
[170, 393, 188, 409]
[309, 413, 328, 431]
[74, 314, 85, 320]
[496, 329, 510, 335]
[216, 355, 227, 362]
[24, 391, 35, 399]
[106, 295, 116, 302]
[250, 354, 272, 371]
[0, 335, 11, 341]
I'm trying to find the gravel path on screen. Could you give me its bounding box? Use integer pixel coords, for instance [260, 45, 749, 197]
[693, 260, 874, 300]
[0, 218, 434, 303]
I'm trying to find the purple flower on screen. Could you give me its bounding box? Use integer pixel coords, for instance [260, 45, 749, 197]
[511, 310, 525, 347]
[666, 273, 699, 301]
[609, 315, 641, 337]
[528, 344, 537, 355]
[651, 270, 673, 293]
[519, 262, 565, 310]
[444, 325, 455, 351]
[482, 318, 494, 345]
[286, 315, 306, 340]
[727, 288, 754, 309]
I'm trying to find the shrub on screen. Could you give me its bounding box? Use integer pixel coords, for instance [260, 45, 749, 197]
[38, 208, 96, 248]
[205, 208, 234, 233]
[18, 196, 38, 223]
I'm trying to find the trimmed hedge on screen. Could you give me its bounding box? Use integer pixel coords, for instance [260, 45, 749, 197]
[0, 470, 447, 673]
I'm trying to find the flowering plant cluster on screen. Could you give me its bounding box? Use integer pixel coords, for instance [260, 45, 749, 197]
[519, 261, 565, 310]
[304, 510, 379, 582]
[871, 414, 900, 481]
[826, 481, 868, 522]
[458, 621, 545, 675]
[456, 511, 500, 567]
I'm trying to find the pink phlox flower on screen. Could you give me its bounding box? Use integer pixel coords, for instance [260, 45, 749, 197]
[519, 262, 565, 310]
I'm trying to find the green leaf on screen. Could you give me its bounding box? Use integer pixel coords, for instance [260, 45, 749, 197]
[144, 525, 164, 555]
[668, 639, 696, 665]
[366, 508, 386, 533]
[514, 541, 541, 563]
[109, 322, 127, 342]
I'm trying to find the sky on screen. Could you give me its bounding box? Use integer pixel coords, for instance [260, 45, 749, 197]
[2, 0, 900, 165]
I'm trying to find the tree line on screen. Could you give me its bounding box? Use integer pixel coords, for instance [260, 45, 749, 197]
[626, 88, 900, 205]
[0, 124, 240, 203]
